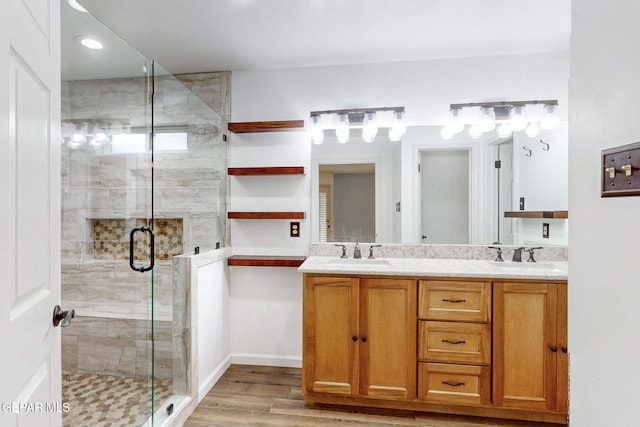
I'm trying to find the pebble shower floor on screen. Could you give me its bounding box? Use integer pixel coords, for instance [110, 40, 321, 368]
[62, 373, 171, 427]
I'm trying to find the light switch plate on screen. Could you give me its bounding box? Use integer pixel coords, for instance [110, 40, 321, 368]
[602, 141, 640, 197]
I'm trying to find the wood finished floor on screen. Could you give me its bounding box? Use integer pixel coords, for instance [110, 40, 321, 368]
[185, 365, 554, 427]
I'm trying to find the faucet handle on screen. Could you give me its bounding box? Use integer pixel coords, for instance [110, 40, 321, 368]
[368, 244, 382, 259]
[488, 246, 504, 262]
[334, 244, 347, 258]
[526, 247, 543, 262]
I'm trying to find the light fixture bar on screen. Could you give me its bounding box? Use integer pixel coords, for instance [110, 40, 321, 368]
[449, 100, 558, 109]
[310, 106, 404, 117]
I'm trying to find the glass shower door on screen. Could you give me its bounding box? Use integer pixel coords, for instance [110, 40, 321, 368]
[61, 4, 157, 425]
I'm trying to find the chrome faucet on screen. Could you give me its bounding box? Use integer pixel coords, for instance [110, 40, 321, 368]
[512, 247, 527, 262]
[353, 240, 362, 259]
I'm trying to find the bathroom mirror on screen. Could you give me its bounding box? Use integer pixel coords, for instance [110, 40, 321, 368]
[310, 122, 568, 246]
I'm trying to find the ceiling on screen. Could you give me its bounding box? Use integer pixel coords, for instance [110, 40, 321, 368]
[64, 0, 570, 80]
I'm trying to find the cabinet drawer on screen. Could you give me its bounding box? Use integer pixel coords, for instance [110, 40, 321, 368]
[419, 280, 491, 322]
[418, 362, 490, 406]
[418, 321, 491, 365]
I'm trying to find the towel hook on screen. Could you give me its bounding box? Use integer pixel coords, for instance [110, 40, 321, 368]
[540, 139, 550, 151]
[523, 146, 532, 157]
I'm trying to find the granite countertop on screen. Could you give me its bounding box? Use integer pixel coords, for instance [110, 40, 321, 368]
[298, 256, 568, 281]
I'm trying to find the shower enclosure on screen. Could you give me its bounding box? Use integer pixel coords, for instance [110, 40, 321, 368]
[61, 5, 228, 426]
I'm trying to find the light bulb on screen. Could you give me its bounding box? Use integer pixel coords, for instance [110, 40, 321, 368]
[447, 107, 465, 134]
[335, 113, 350, 144]
[389, 110, 406, 142]
[440, 126, 455, 140]
[468, 123, 483, 139]
[525, 121, 541, 138]
[362, 112, 378, 143]
[509, 105, 528, 132]
[479, 107, 496, 132]
[540, 104, 560, 130]
[497, 122, 512, 138]
[308, 115, 324, 144]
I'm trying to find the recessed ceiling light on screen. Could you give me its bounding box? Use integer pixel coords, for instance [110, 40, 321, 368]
[76, 36, 103, 50]
[68, 0, 87, 12]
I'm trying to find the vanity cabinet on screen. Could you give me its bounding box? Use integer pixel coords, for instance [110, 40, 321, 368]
[302, 272, 568, 424]
[493, 281, 568, 413]
[303, 275, 417, 399]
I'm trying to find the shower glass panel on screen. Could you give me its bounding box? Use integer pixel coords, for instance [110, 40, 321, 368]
[149, 62, 228, 423]
[61, 3, 228, 425]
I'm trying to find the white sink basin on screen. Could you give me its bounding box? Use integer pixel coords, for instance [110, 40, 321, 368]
[329, 258, 391, 266]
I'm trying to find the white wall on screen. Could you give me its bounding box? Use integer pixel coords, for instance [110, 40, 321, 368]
[512, 122, 569, 245]
[569, 2, 640, 426]
[230, 52, 569, 365]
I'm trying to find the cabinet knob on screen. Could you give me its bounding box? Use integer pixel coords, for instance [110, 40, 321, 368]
[561, 346, 568, 353]
[352, 336, 358, 342]
[550, 345, 558, 352]
[361, 337, 367, 342]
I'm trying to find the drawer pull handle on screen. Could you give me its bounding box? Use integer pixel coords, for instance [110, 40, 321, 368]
[442, 298, 466, 303]
[442, 381, 465, 387]
[550, 345, 558, 352]
[442, 339, 466, 345]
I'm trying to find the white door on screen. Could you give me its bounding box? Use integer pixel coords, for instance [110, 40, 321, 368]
[0, 0, 62, 426]
[420, 149, 470, 244]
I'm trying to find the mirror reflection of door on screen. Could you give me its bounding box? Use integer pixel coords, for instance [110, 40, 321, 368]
[420, 150, 470, 244]
[319, 163, 375, 242]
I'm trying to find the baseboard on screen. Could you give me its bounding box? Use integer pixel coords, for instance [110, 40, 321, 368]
[198, 354, 233, 402]
[231, 353, 302, 368]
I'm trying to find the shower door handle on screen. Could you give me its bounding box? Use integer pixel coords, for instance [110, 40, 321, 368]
[129, 226, 155, 272]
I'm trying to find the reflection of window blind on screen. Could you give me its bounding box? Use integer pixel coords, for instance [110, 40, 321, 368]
[319, 192, 328, 242]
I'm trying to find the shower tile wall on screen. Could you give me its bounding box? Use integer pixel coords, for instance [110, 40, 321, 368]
[61, 72, 230, 379]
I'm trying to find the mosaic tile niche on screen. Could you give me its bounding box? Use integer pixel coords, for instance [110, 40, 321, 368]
[92, 218, 184, 261]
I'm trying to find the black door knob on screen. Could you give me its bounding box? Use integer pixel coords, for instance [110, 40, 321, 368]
[52, 305, 75, 327]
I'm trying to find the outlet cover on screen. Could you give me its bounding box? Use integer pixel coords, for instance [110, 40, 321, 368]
[290, 222, 300, 237]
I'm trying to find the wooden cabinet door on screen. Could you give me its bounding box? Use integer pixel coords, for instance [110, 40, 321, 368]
[303, 276, 359, 395]
[493, 282, 560, 411]
[359, 278, 417, 399]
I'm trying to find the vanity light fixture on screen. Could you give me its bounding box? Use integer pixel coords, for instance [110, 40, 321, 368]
[308, 107, 406, 144]
[440, 100, 559, 140]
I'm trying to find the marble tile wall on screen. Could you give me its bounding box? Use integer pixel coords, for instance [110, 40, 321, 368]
[61, 71, 230, 379]
[62, 316, 173, 381]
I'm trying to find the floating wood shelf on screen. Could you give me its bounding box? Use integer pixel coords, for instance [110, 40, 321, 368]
[227, 120, 305, 133]
[227, 255, 306, 267]
[228, 211, 306, 219]
[228, 166, 305, 176]
[504, 210, 569, 219]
